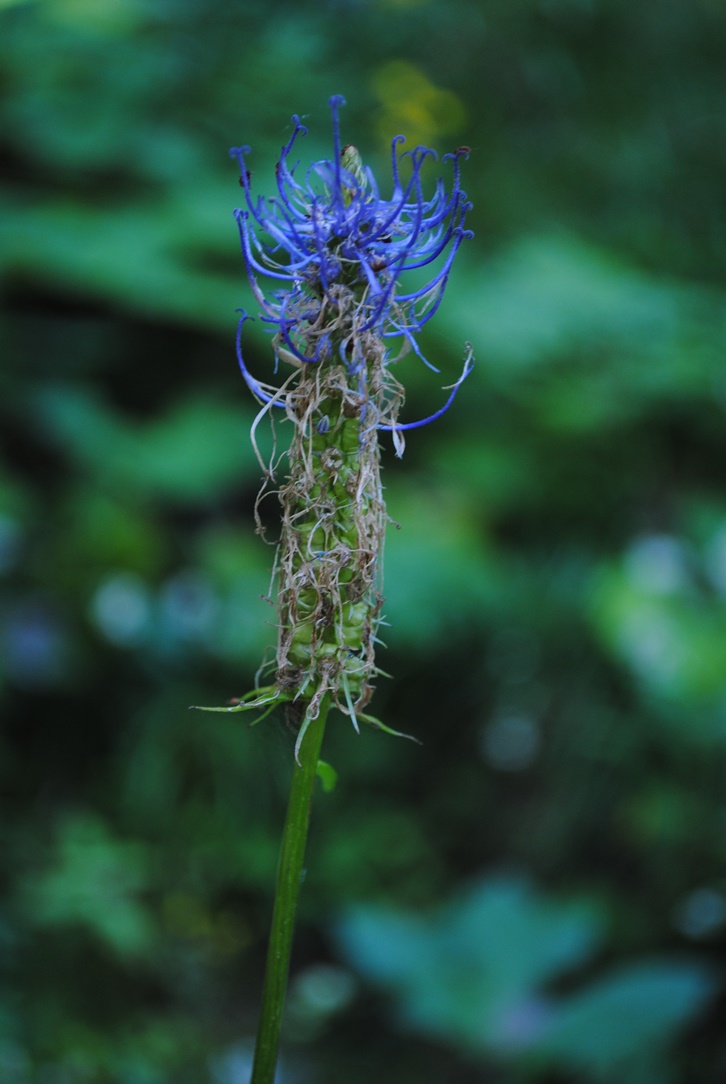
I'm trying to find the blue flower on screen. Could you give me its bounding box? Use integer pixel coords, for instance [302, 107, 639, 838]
[230, 95, 473, 433]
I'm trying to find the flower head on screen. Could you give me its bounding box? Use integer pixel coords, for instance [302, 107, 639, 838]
[217, 97, 473, 749]
[230, 95, 473, 415]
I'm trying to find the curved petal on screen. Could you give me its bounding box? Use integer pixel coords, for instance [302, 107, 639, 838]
[379, 347, 474, 436]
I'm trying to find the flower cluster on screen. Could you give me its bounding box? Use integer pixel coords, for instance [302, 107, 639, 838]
[229, 94, 473, 439]
[218, 97, 472, 754]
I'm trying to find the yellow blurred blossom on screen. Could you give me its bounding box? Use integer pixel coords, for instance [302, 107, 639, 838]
[371, 60, 467, 148]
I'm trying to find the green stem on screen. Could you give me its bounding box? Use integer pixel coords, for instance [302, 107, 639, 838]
[250, 698, 331, 1084]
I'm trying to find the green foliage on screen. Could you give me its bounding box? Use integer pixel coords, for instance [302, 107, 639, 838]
[20, 813, 156, 958]
[337, 877, 602, 1040]
[316, 760, 339, 794]
[336, 877, 716, 1077]
[534, 961, 715, 1076]
[31, 387, 260, 502]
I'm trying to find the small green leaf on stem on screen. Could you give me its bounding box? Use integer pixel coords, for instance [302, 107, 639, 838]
[316, 759, 338, 793]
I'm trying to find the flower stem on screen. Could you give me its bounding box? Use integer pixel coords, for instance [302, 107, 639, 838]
[250, 698, 331, 1084]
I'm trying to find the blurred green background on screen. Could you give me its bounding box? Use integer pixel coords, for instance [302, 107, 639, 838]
[2, 0, 726, 1081]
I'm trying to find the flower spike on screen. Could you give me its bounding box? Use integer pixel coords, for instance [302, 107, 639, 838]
[228, 98, 473, 727]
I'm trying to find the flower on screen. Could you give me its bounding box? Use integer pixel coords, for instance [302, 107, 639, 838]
[229, 94, 473, 435]
[212, 97, 473, 748]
